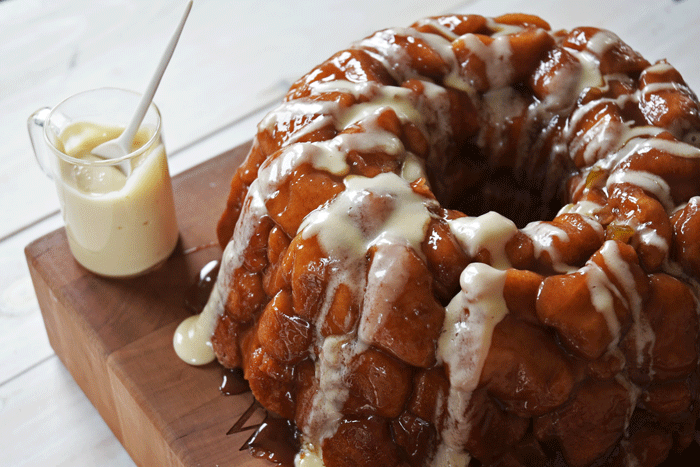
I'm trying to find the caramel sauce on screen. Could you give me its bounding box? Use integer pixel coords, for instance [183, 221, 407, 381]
[185, 256, 300, 465]
[185, 259, 219, 313]
[226, 399, 262, 436]
[245, 415, 301, 467]
[220, 367, 249, 395]
[223, 396, 300, 467]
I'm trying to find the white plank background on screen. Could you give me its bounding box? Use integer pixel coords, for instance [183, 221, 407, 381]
[0, 0, 698, 465]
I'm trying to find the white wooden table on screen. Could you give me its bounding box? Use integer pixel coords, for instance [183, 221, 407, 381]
[1, 0, 698, 465]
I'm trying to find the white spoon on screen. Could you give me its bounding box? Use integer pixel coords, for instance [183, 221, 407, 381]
[92, 0, 193, 175]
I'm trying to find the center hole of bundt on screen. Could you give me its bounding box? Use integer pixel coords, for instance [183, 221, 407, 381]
[430, 140, 565, 228]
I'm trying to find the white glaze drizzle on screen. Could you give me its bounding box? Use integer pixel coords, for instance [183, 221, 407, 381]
[448, 212, 518, 270]
[599, 241, 655, 369]
[456, 33, 514, 89]
[644, 61, 675, 74]
[356, 27, 421, 82]
[436, 263, 509, 467]
[563, 47, 700, 229]
[358, 243, 419, 343]
[169, 16, 700, 467]
[298, 172, 436, 444]
[478, 87, 528, 159]
[615, 372, 642, 433]
[484, 18, 525, 37]
[300, 172, 435, 256]
[640, 80, 689, 96]
[522, 221, 574, 273]
[579, 241, 656, 367]
[260, 99, 337, 147]
[586, 30, 619, 57]
[295, 443, 325, 467]
[306, 78, 455, 169]
[401, 152, 427, 182]
[173, 179, 268, 365]
[412, 17, 460, 42]
[606, 169, 674, 212]
[557, 200, 603, 218]
[584, 255, 623, 350]
[430, 444, 471, 467]
[305, 335, 363, 441]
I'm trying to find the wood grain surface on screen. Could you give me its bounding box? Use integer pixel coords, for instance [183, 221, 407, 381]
[25, 141, 270, 467]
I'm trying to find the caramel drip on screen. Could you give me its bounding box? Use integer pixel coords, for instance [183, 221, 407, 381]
[176, 13, 700, 467]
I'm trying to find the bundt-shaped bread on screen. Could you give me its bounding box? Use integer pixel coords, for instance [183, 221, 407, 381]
[198, 13, 700, 467]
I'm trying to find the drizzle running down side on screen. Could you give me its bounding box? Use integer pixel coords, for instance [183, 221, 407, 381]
[176, 12, 700, 467]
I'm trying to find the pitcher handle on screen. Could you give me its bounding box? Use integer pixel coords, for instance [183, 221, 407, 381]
[27, 107, 55, 180]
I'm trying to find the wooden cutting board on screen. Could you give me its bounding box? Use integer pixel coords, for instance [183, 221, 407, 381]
[25, 142, 274, 467]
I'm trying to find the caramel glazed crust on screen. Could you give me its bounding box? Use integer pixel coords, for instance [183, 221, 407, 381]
[209, 13, 700, 467]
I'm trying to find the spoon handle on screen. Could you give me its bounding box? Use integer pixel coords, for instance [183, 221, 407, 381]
[121, 0, 193, 147]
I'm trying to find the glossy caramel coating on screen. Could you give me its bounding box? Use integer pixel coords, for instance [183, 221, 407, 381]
[211, 13, 700, 467]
